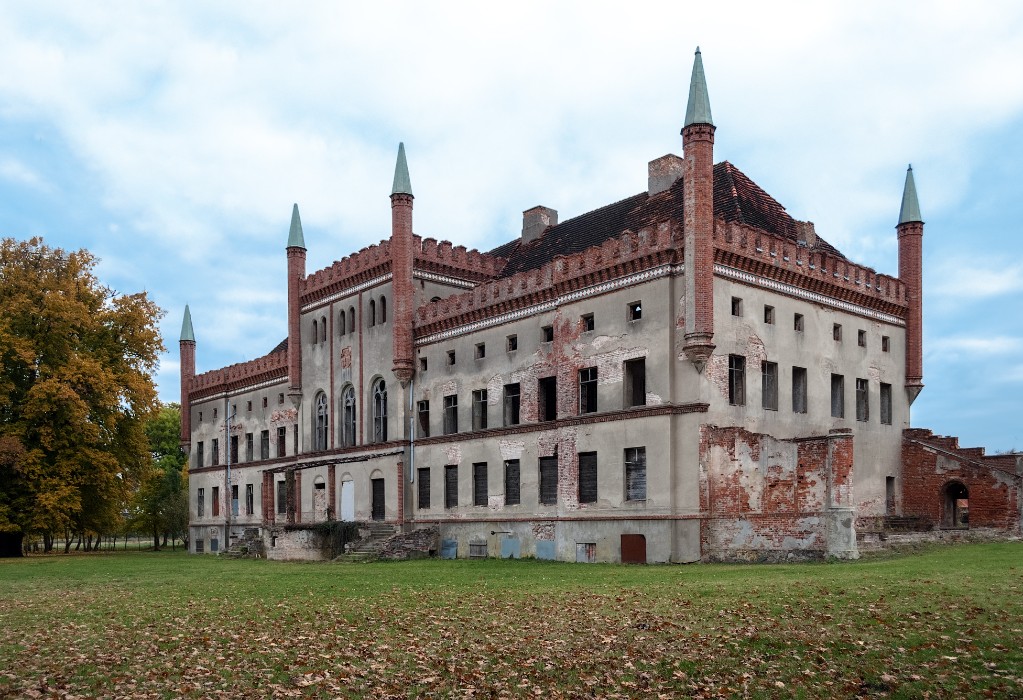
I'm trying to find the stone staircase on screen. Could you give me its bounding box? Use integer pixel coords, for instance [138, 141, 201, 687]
[221, 528, 265, 559]
[334, 522, 397, 562]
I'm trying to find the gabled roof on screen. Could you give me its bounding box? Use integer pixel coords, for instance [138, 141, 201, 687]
[488, 161, 844, 276]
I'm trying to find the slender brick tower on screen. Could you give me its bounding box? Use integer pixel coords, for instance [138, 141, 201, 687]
[390, 143, 415, 387]
[682, 47, 716, 372]
[897, 165, 924, 404]
[179, 305, 195, 448]
[286, 204, 307, 400]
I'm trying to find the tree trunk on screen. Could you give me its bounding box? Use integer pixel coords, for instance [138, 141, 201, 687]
[43, 532, 53, 554]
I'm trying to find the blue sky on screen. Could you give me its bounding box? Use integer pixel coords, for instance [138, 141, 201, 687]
[1, 2, 1021, 451]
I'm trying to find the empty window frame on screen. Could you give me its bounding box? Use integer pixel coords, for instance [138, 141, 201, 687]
[581, 313, 595, 332]
[419, 356, 428, 372]
[833, 323, 843, 342]
[504, 459, 521, 506]
[831, 374, 845, 418]
[762, 361, 778, 411]
[196, 441, 204, 468]
[856, 378, 869, 422]
[764, 305, 775, 324]
[314, 391, 329, 451]
[503, 383, 521, 426]
[880, 382, 893, 425]
[417, 400, 430, 438]
[230, 435, 239, 463]
[276, 426, 286, 458]
[320, 316, 327, 343]
[539, 456, 558, 505]
[447, 350, 456, 365]
[443, 395, 458, 434]
[245, 433, 253, 462]
[628, 301, 643, 321]
[541, 325, 554, 342]
[625, 447, 647, 501]
[472, 389, 488, 431]
[858, 329, 867, 347]
[578, 452, 597, 504]
[579, 366, 598, 414]
[263, 396, 268, 408]
[624, 358, 646, 407]
[278, 393, 285, 405]
[260, 430, 270, 460]
[373, 379, 388, 442]
[882, 335, 890, 352]
[197, 487, 205, 517]
[312, 319, 319, 344]
[276, 480, 286, 515]
[475, 342, 486, 359]
[417, 468, 430, 509]
[246, 400, 252, 412]
[245, 484, 254, 515]
[794, 313, 804, 332]
[342, 386, 357, 447]
[379, 296, 386, 324]
[728, 355, 746, 406]
[731, 297, 743, 316]
[369, 299, 376, 327]
[348, 307, 355, 333]
[444, 465, 458, 509]
[338, 309, 346, 335]
[792, 366, 808, 414]
[506, 334, 518, 352]
[473, 463, 488, 506]
[231, 484, 239, 516]
[538, 376, 557, 421]
[211, 439, 220, 466]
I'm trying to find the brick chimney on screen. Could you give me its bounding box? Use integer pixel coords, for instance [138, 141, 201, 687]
[522, 206, 558, 243]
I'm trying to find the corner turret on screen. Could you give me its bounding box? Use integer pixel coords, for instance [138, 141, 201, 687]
[897, 166, 924, 404]
[390, 143, 415, 387]
[179, 305, 196, 448]
[286, 204, 307, 401]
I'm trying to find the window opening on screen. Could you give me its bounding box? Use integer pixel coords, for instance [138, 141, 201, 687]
[373, 379, 388, 442]
[417, 468, 430, 509]
[794, 313, 804, 332]
[260, 431, 269, 460]
[625, 447, 647, 501]
[369, 299, 376, 327]
[379, 296, 386, 323]
[444, 465, 458, 509]
[539, 456, 558, 505]
[506, 334, 518, 352]
[764, 305, 775, 324]
[628, 301, 642, 321]
[541, 325, 554, 342]
[858, 329, 866, 347]
[472, 390, 488, 431]
[578, 452, 597, 504]
[245, 484, 254, 515]
[342, 386, 356, 447]
[443, 394, 458, 434]
[731, 297, 743, 316]
[762, 361, 778, 411]
[831, 374, 845, 418]
[579, 367, 598, 414]
[728, 355, 745, 406]
[792, 367, 808, 414]
[581, 313, 594, 332]
[475, 342, 485, 359]
[833, 323, 842, 341]
[503, 383, 521, 426]
[504, 459, 521, 506]
[624, 358, 646, 407]
[538, 376, 557, 421]
[856, 378, 869, 421]
[417, 400, 430, 437]
[880, 382, 892, 425]
[276, 426, 286, 458]
[315, 392, 329, 450]
[473, 463, 488, 506]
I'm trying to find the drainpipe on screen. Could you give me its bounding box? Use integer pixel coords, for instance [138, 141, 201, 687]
[224, 398, 233, 549]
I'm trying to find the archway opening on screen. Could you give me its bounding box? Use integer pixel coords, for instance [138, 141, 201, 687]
[942, 482, 969, 528]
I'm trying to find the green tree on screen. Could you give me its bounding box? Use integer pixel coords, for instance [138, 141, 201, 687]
[0, 237, 163, 555]
[133, 403, 188, 549]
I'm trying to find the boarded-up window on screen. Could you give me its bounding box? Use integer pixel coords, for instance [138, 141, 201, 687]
[856, 378, 869, 422]
[539, 456, 558, 505]
[444, 465, 458, 509]
[728, 355, 745, 406]
[503, 383, 521, 426]
[472, 390, 488, 430]
[880, 382, 892, 425]
[417, 400, 430, 437]
[539, 377, 557, 421]
[624, 358, 646, 407]
[792, 367, 808, 414]
[831, 374, 845, 418]
[443, 395, 458, 434]
[579, 367, 597, 414]
[762, 361, 778, 411]
[417, 467, 430, 509]
[504, 460, 520, 506]
[625, 447, 647, 501]
[578, 452, 597, 504]
[473, 463, 488, 506]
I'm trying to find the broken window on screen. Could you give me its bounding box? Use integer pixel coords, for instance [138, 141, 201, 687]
[444, 465, 458, 509]
[794, 313, 804, 332]
[882, 335, 891, 352]
[314, 391, 329, 451]
[581, 313, 594, 332]
[728, 355, 745, 406]
[578, 452, 597, 504]
[625, 447, 647, 501]
[539, 456, 558, 505]
[475, 342, 485, 359]
[880, 382, 892, 425]
[831, 374, 845, 418]
[858, 329, 867, 347]
[731, 297, 743, 317]
[538, 377, 557, 421]
[628, 301, 642, 321]
[197, 487, 205, 517]
[245, 433, 253, 462]
[472, 389, 488, 431]
[231, 484, 239, 516]
[260, 431, 269, 460]
[211, 438, 220, 466]
[419, 356, 428, 372]
[624, 358, 646, 407]
[245, 484, 254, 515]
[277, 426, 286, 458]
[579, 367, 598, 414]
[417, 468, 430, 509]
[503, 383, 521, 426]
[417, 400, 430, 438]
[196, 441, 204, 468]
[447, 350, 456, 365]
[792, 366, 808, 414]
[473, 463, 488, 506]
[504, 459, 521, 506]
[342, 386, 356, 447]
[833, 323, 843, 342]
[856, 378, 869, 421]
[443, 394, 458, 434]
[276, 481, 286, 515]
[764, 305, 775, 324]
[542, 325, 554, 342]
[507, 334, 518, 352]
[762, 361, 778, 411]
[373, 379, 388, 442]
[212, 486, 220, 517]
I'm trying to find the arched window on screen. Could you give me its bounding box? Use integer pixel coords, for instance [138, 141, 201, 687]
[338, 310, 346, 336]
[379, 296, 387, 324]
[314, 392, 328, 451]
[369, 299, 376, 327]
[372, 379, 387, 442]
[312, 319, 319, 344]
[320, 316, 327, 343]
[342, 385, 356, 447]
[348, 307, 355, 334]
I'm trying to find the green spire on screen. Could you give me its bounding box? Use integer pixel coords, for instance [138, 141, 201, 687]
[683, 46, 714, 128]
[287, 203, 306, 248]
[391, 142, 413, 197]
[898, 165, 923, 225]
[180, 304, 195, 342]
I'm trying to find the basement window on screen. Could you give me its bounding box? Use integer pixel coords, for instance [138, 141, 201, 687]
[856, 378, 869, 421]
[794, 313, 804, 332]
[469, 542, 488, 559]
[831, 374, 845, 418]
[728, 355, 746, 406]
[762, 361, 778, 411]
[628, 301, 642, 321]
[764, 305, 775, 324]
[538, 377, 557, 421]
[731, 297, 743, 317]
[624, 358, 646, 407]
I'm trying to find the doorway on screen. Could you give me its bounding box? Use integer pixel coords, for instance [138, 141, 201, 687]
[371, 478, 385, 521]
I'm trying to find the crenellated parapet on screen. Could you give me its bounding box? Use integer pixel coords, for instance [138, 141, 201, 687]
[414, 221, 677, 337]
[713, 219, 908, 318]
[414, 235, 506, 281]
[301, 240, 393, 305]
[190, 348, 288, 401]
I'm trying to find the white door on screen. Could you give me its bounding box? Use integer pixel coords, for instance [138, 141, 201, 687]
[340, 480, 355, 521]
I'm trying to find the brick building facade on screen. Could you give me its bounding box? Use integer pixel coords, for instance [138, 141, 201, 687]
[181, 49, 1021, 562]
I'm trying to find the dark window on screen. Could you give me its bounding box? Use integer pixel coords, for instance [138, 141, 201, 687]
[507, 334, 517, 352]
[880, 382, 892, 425]
[320, 316, 326, 343]
[211, 438, 220, 466]
[762, 361, 778, 411]
[246, 400, 252, 412]
[212, 486, 220, 517]
[539, 456, 558, 505]
[245, 433, 253, 461]
[338, 309, 346, 335]
[579, 367, 598, 414]
[245, 484, 254, 515]
[764, 305, 775, 324]
[213, 407, 218, 420]
[444, 465, 458, 509]
[833, 323, 842, 342]
[260, 431, 269, 460]
[728, 355, 746, 406]
[539, 377, 557, 421]
[230, 435, 239, 463]
[262, 396, 268, 408]
[419, 356, 428, 372]
[278, 393, 284, 405]
[831, 374, 845, 418]
[882, 335, 890, 352]
[856, 378, 869, 422]
[541, 325, 554, 342]
[348, 307, 355, 333]
[794, 313, 804, 332]
[625, 447, 647, 501]
[504, 460, 520, 506]
[578, 452, 597, 504]
[198, 411, 202, 422]
[196, 441, 204, 468]
[312, 319, 319, 344]
[293, 424, 298, 455]
[379, 296, 386, 324]
[417, 400, 430, 437]
[792, 367, 808, 414]
[624, 358, 646, 407]
[473, 463, 488, 506]
[443, 395, 458, 434]
[858, 329, 867, 347]
[503, 383, 521, 426]
[417, 468, 430, 509]
[276, 481, 286, 514]
[369, 299, 376, 326]
[731, 297, 743, 316]
[581, 313, 594, 332]
[373, 379, 388, 442]
[276, 427, 286, 458]
[231, 484, 239, 516]
[628, 301, 642, 321]
[314, 392, 328, 451]
[472, 390, 488, 431]
[197, 487, 205, 517]
[342, 386, 356, 447]
[475, 342, 485, 359]
[447, 350, 456, 365]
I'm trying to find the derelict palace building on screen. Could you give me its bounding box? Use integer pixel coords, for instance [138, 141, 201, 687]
[181, 50, 1021, 562]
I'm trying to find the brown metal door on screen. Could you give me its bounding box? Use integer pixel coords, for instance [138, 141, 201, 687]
[371, 478, 385, 521]
[621, 534, 646, 564]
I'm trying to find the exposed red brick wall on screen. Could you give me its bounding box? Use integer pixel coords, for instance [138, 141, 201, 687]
[682, 123, 716, 367]
[179, 339, 194, 446]
[898, 221, 924, 392]
[287, 246, 306, 393]
[902, 429, 1021, 531]
[391, 192, 415, 385]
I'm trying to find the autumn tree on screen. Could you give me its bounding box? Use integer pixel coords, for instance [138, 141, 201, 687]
[132, 403, 188, 550]
[0, 237, 163, 555]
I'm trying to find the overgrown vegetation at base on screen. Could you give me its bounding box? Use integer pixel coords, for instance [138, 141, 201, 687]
[1, 543, 1021, 698]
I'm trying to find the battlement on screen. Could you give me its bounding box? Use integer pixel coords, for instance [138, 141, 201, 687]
[301, 239, 393, 303]
[714, 219, 908, 317]
[190, 347, 288, 400]
[415, 235, 505, 280]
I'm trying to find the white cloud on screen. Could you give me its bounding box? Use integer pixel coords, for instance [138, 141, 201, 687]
[929, 257, 1023, 301]
[931, 336, 1023, 355]
[0, 157, 48, 190]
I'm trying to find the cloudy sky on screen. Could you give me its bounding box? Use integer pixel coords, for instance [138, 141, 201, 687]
[1, 2, 1021, 451]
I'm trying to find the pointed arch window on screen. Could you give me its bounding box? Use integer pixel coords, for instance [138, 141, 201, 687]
[312, 319, 319, 344]
[342, 385, 356, 447]
[348, 307, 355, 334]
[314, 392, 329, 451]
[369, 299, 376, 327]
[372, 379, 388, 442]
[320, 316, 327, 343]
[338, 310, 346, 336]
[379, 296, 387, 324]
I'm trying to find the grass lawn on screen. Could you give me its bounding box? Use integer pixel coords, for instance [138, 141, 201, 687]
[1, 543, 1021, 699]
